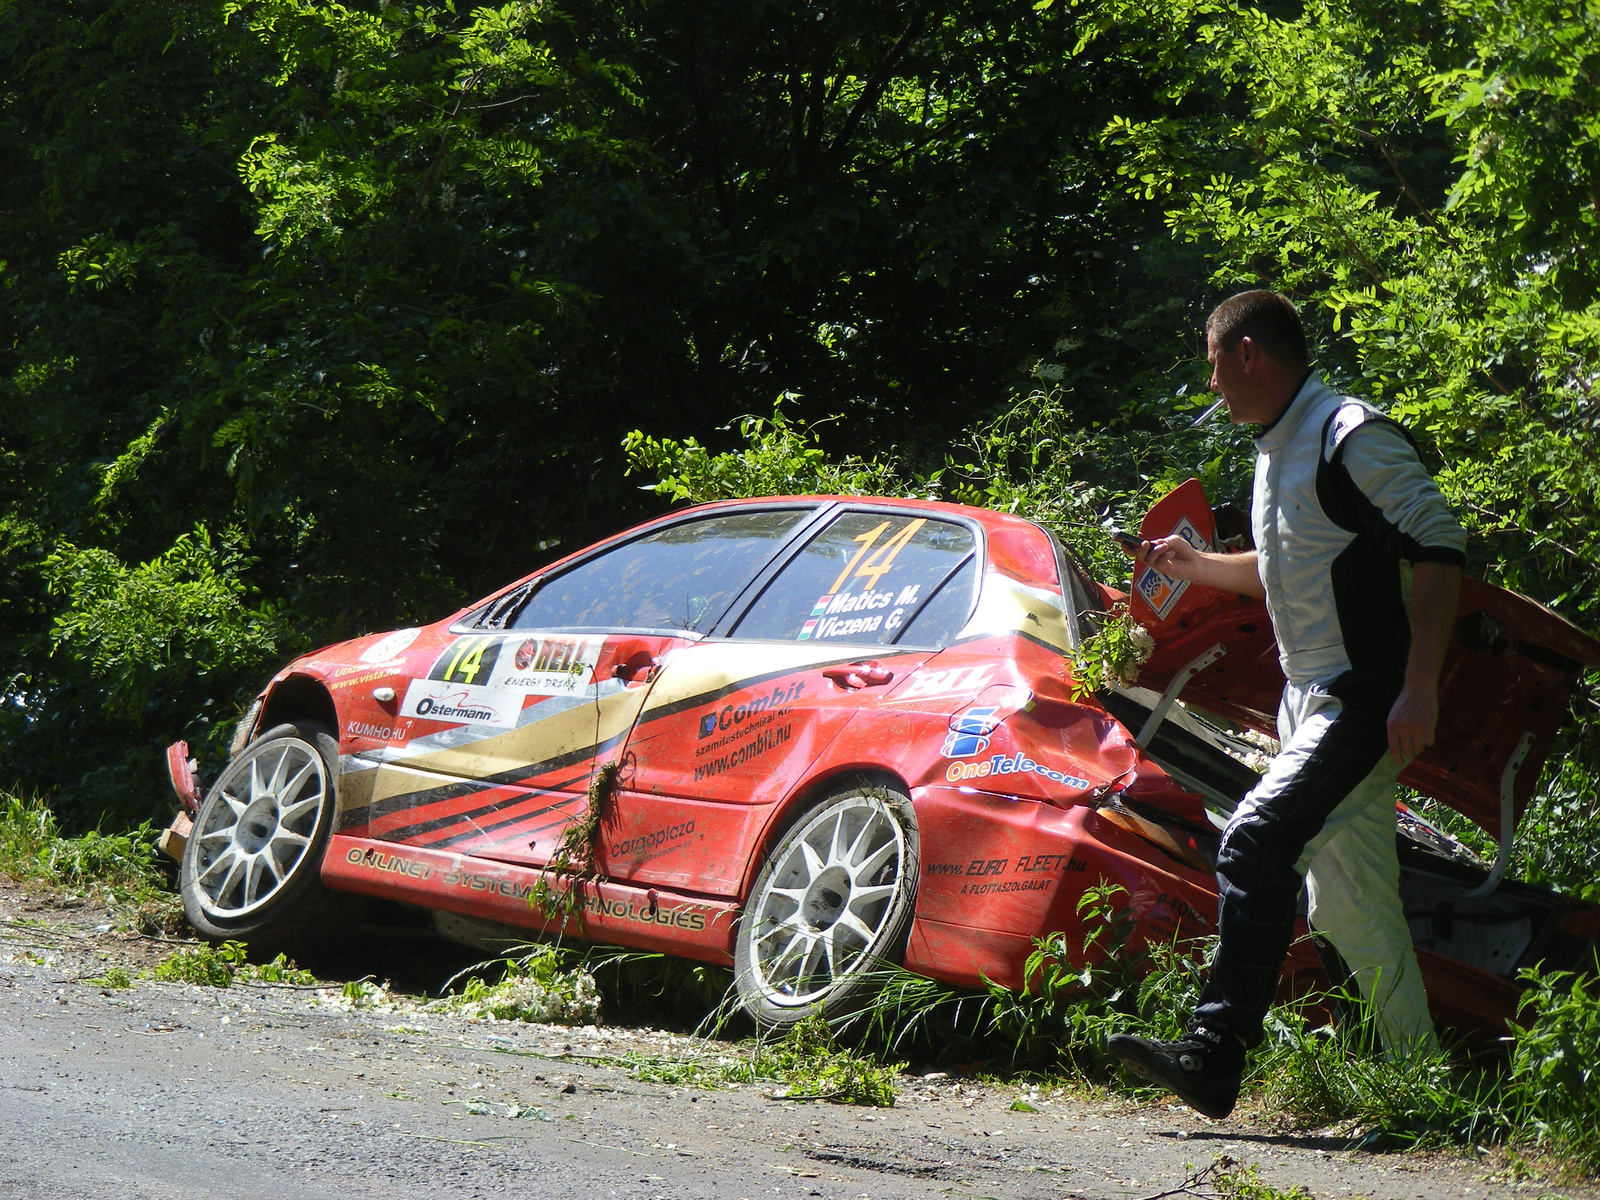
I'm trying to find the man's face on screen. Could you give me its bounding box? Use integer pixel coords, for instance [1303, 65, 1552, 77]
[1206, 331, 1253, 422]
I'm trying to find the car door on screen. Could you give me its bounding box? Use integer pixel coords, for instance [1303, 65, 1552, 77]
[1127, 478, 1600, 838]
[602, 506, 982, 896]
[365, 507, 818, 865]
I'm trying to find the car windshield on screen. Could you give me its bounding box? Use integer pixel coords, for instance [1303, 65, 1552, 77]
[731, 511, 977, 646]
[512, 508, 809, 633]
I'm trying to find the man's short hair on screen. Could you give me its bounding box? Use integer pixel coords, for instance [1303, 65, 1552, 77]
[1206, 290, 1308, 368]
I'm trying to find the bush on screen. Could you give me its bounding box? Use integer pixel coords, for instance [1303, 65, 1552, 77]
[0, 790, 168, 903]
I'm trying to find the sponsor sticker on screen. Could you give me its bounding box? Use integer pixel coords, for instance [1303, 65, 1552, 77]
[400, 678, 521, 728]
[944, 752, 1091, 790]
[489, 634, 601, 695]
[896, 665, 994, 701]
[1133, 515, 1210, 621]
[360, 627, 420, 665]
[941, 706, 1000, 758]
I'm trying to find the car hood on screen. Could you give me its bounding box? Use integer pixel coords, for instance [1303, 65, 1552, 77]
[1122, 479, 1600, 837]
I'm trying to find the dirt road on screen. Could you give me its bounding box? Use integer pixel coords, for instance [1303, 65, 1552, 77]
[0, 885, 1582, 1200]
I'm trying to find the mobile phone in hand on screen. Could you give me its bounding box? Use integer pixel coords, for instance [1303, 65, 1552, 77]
[1111, 530, 1144, 554]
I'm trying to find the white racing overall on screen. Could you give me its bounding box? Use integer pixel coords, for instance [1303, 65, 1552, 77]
[1192, 373, 1467, 1056]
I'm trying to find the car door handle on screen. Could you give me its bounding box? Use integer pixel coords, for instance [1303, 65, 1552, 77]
[822, 662, 895, 689]
[613, 655, 659, 684]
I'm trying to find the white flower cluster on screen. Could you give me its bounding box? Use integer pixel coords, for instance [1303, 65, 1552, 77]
[451, 970, 601, 1026]
[315, 964, 602, 1026]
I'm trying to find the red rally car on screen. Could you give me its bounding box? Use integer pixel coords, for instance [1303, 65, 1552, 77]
[162, 486, 1600, 1031]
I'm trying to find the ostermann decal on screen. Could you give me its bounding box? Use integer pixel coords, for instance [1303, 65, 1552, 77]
[399, 677, 520, 728]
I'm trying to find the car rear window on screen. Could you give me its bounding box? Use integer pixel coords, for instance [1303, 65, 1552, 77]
[511, 509, 808, 634]
[731, 511, 976, 646]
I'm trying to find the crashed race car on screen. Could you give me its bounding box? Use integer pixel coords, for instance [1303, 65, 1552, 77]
[161, 485, 1600, 1032]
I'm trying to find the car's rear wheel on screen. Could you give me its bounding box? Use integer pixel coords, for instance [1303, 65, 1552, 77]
[734, 779, 919, 1029]
[180, 721, 348, 953]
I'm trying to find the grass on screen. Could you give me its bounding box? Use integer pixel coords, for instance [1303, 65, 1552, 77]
[151, 940, 318, 986]
[8, 788, 1600, 1173]
[0, 790, 169, 904]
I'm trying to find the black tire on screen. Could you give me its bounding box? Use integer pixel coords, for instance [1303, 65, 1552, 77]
[180, 721, 352, 955]
[734, 777, 919, 1030]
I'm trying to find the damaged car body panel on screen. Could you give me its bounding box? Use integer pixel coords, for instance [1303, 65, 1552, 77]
[164, 490, 1600, 1034]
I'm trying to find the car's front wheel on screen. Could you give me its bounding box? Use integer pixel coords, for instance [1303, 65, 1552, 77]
[734, 779, 919, 1029]
[180, 721, 344, 951]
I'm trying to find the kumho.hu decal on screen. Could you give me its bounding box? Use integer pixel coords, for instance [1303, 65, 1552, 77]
[610, 819, 696, 858]
[944, 753, 1091, 789]
[693, 724, 792, 781]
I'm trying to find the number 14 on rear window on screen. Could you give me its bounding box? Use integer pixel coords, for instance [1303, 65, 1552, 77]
[828, 519, 927, 594]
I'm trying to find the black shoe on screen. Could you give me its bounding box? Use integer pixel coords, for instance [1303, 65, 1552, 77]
[1107, 1026, 1244, 1119]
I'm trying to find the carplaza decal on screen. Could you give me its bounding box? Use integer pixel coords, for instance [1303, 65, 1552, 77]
[944, 752, 1091, 790]
[490, 635, 601, 696]
[360, 627, 420, 664]
[400, 677, 521, 728]
[610, 819, 695, 858]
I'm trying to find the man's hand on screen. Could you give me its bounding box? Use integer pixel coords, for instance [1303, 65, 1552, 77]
[1124, 537, 1265, 598]
[1387, 683, 1440, 763]
[1388, 561, 1462, 763]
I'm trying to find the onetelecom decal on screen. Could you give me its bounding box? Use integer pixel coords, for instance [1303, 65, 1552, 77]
[944, 752, 1091, 790]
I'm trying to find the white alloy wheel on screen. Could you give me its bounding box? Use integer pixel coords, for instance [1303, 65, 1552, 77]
[738, 786, 917, 1019]
[190, 731, 329, 920]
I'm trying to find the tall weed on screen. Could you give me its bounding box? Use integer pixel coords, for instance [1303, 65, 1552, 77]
[1505, 964, 1600, 1170]
[0, 790, 168, 902]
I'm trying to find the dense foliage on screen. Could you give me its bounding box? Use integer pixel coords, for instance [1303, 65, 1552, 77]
[2, 0, 1596, 905]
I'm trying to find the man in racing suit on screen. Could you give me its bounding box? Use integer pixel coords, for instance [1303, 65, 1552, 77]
[1108, 290, 1466, 1119]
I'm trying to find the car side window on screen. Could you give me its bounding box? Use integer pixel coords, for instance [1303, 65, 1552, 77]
[511, 509, 809, 634]
[732, 511, 977, 646]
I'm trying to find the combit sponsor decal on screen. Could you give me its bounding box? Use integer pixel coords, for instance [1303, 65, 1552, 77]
[944, 753, 1091, 790]
[400, 678, 520, 728]
[692, 723, 792, 781]
[610, 819, 696, 858]
[695, 682, 804, 750]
